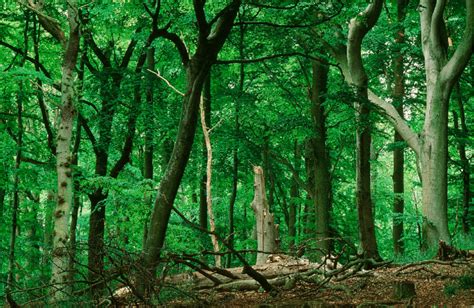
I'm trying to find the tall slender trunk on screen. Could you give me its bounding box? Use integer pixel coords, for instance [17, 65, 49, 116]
[453, 85, 471, 235]
[392, 0, 408, 256]
[347, 0, 383, 261]
[310, 60, 333, 258]
[51, 1, 80, 299]
[143, 47, 155, 246]
[68, 118, 82, 288]
[199, 75, 211, 235]
[142, 3, 240, 294]
[227, 19, 244, 266]
[200, 76, 221, 267]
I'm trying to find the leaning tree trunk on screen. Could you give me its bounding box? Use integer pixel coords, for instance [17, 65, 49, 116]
[347, 0, 383, 261]
[142, 1, 240, 286]
[251, 166, 279, 265]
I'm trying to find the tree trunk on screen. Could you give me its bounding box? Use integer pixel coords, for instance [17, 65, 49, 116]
[199, 75, 211, 237]
[41, 1, 80, 301]
[143, 47, 155, 247]
[419, 89, 450, 248]
[142, 1, 240, 284]
[200, 76, 221, 267]
[392, 0, 408, 256]
[144, 62, 211, 274]
[453, 85, 471, 235]
[347, 0, 383, 261]
[251, 166, 278, 265]
[228, 20, 244, 266]
[309, 60, 332, 258]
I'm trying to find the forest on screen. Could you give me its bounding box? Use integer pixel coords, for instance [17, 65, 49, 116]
[0, 0, 472, 306]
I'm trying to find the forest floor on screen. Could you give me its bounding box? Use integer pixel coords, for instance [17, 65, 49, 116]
[165, 259, 474, 307]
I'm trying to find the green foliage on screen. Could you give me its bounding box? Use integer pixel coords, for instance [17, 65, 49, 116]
[0, 0, 472, 304]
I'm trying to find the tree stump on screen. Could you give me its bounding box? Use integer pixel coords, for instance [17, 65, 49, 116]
[394, 281, 416, 300]
[251, 166, 278, 265]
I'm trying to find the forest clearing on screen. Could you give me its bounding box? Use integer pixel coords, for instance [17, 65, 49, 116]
[0, 0, 472, 306]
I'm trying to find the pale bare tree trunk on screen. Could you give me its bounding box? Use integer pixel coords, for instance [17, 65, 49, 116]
[32, 1, 81, 302]
[416, 0, 473, 248]
[251, 167, 278, 265]
[199, 79, 221, 267]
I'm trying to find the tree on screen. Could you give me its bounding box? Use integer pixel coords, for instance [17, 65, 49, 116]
[27, 1, 81, 301]
[347, 0, 383, 260]
[392, 0, 409, 256]
[143, 0, 241, 283]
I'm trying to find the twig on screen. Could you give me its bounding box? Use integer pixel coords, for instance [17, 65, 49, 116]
[147, 69, 185, 96]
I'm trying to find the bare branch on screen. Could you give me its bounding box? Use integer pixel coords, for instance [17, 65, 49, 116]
[147, 69, 185, 96]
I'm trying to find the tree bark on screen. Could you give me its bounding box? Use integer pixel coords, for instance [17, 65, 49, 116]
[143, 47, 155, 247]
[392, 0, 408, 256]
[251, 166, 278, 265]
[199, 75, 211, 236]
[347, 0, 383, 261]
[227, 18, 244, 266]
[309, 60, 332, 258]
[50, 1, 80, 300]
[452, 85, 471, 235]
[200, 76, 221, 267]
[143, 0, 240, 285]
[327, 0, 472, 251]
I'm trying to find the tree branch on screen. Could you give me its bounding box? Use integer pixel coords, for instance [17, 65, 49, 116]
[0, 40, 53, 79]
[440, 0, 473, 89]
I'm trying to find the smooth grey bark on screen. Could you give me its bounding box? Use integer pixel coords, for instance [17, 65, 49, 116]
[333, 0, 473, 250]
